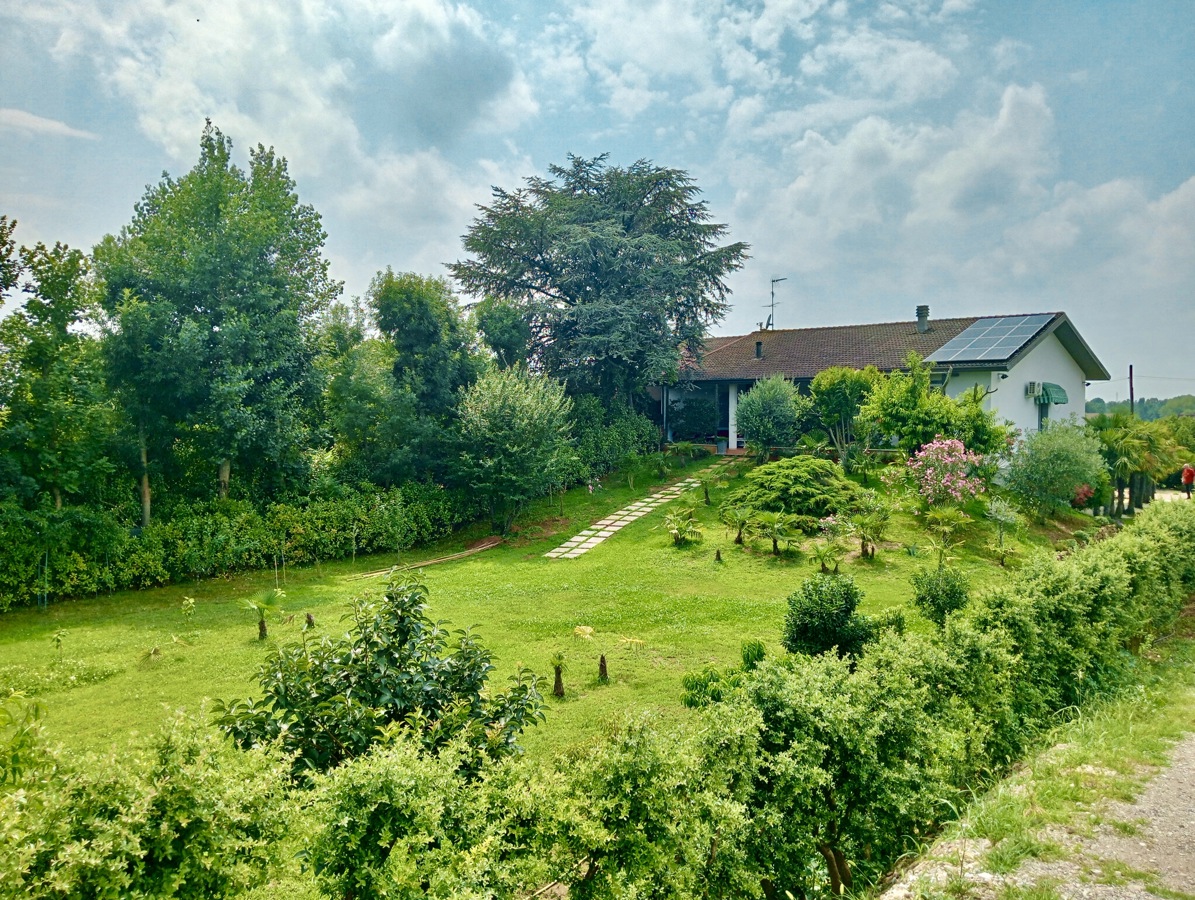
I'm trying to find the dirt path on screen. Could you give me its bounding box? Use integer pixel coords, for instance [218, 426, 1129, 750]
[883, 733, 1195, 900]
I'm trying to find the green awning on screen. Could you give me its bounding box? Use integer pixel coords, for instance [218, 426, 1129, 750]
[1036, 382, 1068, 405]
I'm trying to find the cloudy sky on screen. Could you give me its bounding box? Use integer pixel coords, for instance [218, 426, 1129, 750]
[2, 0, 1192, 399]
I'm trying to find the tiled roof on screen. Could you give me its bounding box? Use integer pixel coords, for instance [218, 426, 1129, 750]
[685, 316, 981, 381]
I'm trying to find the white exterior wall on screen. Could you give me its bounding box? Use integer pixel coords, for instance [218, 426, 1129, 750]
[944, 333, 1087, 437]
[943, 370, 998, 407]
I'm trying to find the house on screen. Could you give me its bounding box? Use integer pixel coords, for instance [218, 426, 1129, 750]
[666, 306, 1110, 450]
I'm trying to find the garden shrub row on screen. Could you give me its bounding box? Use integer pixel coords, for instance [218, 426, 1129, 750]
[0, 482, 469, 611]
[300, 500, 1195, 900]
[5, 502, 1193, 899]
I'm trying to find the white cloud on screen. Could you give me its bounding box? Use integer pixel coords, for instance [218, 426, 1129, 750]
[799, 28, 958, 104]
[910, 83, 1055, 223]
[0, 108, 97, 140]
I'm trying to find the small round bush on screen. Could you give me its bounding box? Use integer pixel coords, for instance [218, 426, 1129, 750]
[910, 567, 970, 626]
[782, 574, 871, 657]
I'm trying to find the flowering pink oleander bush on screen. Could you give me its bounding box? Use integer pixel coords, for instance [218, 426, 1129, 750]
[906, 437, 985, 506]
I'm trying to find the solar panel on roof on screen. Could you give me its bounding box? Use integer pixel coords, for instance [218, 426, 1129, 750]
[926, 314, 1054, 365]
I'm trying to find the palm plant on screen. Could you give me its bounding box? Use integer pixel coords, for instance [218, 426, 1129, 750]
[549, 651, 566, 698]
[662, 507, 703, 547]
[848, 491, 893, 560]
[985, 497, 1021, 566]
[667, 441, 698, 467]
[241, 588, 285, 641]
[696, 470, 728, 505]
[721, 504, 753, 545]
[809, 539, 847, 574]
[750, 510, 798, 556]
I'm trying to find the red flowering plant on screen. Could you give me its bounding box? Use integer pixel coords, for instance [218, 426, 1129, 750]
[906, 436, 986, 507]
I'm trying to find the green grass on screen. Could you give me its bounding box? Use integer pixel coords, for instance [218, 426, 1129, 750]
[0, 460, 1066, 760]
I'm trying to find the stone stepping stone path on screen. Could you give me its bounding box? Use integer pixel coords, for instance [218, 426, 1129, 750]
[544, 460, 733, 560]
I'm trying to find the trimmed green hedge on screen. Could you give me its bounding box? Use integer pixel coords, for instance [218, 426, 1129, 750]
[0, 483, 468, 611]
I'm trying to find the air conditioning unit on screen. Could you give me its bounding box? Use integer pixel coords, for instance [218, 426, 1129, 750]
[1025, 381, 1042, 398]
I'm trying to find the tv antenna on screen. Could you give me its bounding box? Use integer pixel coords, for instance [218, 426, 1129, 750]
[764, 277, 786, 330]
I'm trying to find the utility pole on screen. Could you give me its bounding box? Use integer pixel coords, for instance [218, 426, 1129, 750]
[766, 277, 787, 330]
[1129, 364, 1135, 417]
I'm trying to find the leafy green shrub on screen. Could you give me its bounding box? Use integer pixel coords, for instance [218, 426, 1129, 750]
[781, 574, 876, 658]
[0, 717, 290, 900]
[911, 566, 971, 626]
[572, 396, 659, 479]
[857, 352, 1008, 455]
[213, 571, 544, 777]
[736, 374, 812, 456]
[723, 456, 856, 519]
[1005, 422, 1109, 520]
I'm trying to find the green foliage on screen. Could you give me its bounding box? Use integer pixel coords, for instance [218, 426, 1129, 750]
[0, 484, 465, 609]
[911, 566, 971, 626]
[857, 353, 1007, 455]
[810, 366, 879, 457]
[451, 154, 749, 404]
[305, 737, 550, 900]
[720, 504, 754, 545]
[0, 716, 290, 900]
[1005, 421, 1108, 519]
[472, 295, 532, 369]
[212, 571, 545, 777]
[95, 122, 337, 507]
[0, 238, 114, 510]
[669, 395, 719, 443]
[663, 506, 704, 547]
[370, 269, 483, 419]
[781, 574, 877, 658]
[570, 395, 659, 480]
[0, 691, 43, 787]
[723, 456, 857, 520]
[735, 375, 811, 456]
[748, 509, 801, 556]
[454, 367, 576, 533]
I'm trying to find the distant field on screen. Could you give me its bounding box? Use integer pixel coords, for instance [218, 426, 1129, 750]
[0, 464, 1066, 760]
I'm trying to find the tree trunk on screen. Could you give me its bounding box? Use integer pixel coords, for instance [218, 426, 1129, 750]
[833, 848, 852, 889]
[553, 666, 564, 698]
[139, 427, 152, 527]
[598, 654, 608, 683]
[218, 457, 231, 501]
[772, 537, 780, 555]
[258, 616, 268, 641]
[817, 843, 844, 895]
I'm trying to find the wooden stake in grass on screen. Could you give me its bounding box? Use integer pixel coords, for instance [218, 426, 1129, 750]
[598, 654, 609, 684]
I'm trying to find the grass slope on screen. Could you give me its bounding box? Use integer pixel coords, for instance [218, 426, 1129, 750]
[0, 461, 1077, 759]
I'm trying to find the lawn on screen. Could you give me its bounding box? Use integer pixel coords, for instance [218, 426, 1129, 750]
[0, 460, 1072, 761]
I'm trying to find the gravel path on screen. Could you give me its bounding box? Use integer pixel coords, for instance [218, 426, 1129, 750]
[883, 733, 1195, 900]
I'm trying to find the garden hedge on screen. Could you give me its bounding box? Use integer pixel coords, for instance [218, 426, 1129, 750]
[0, 482, 468, 611]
